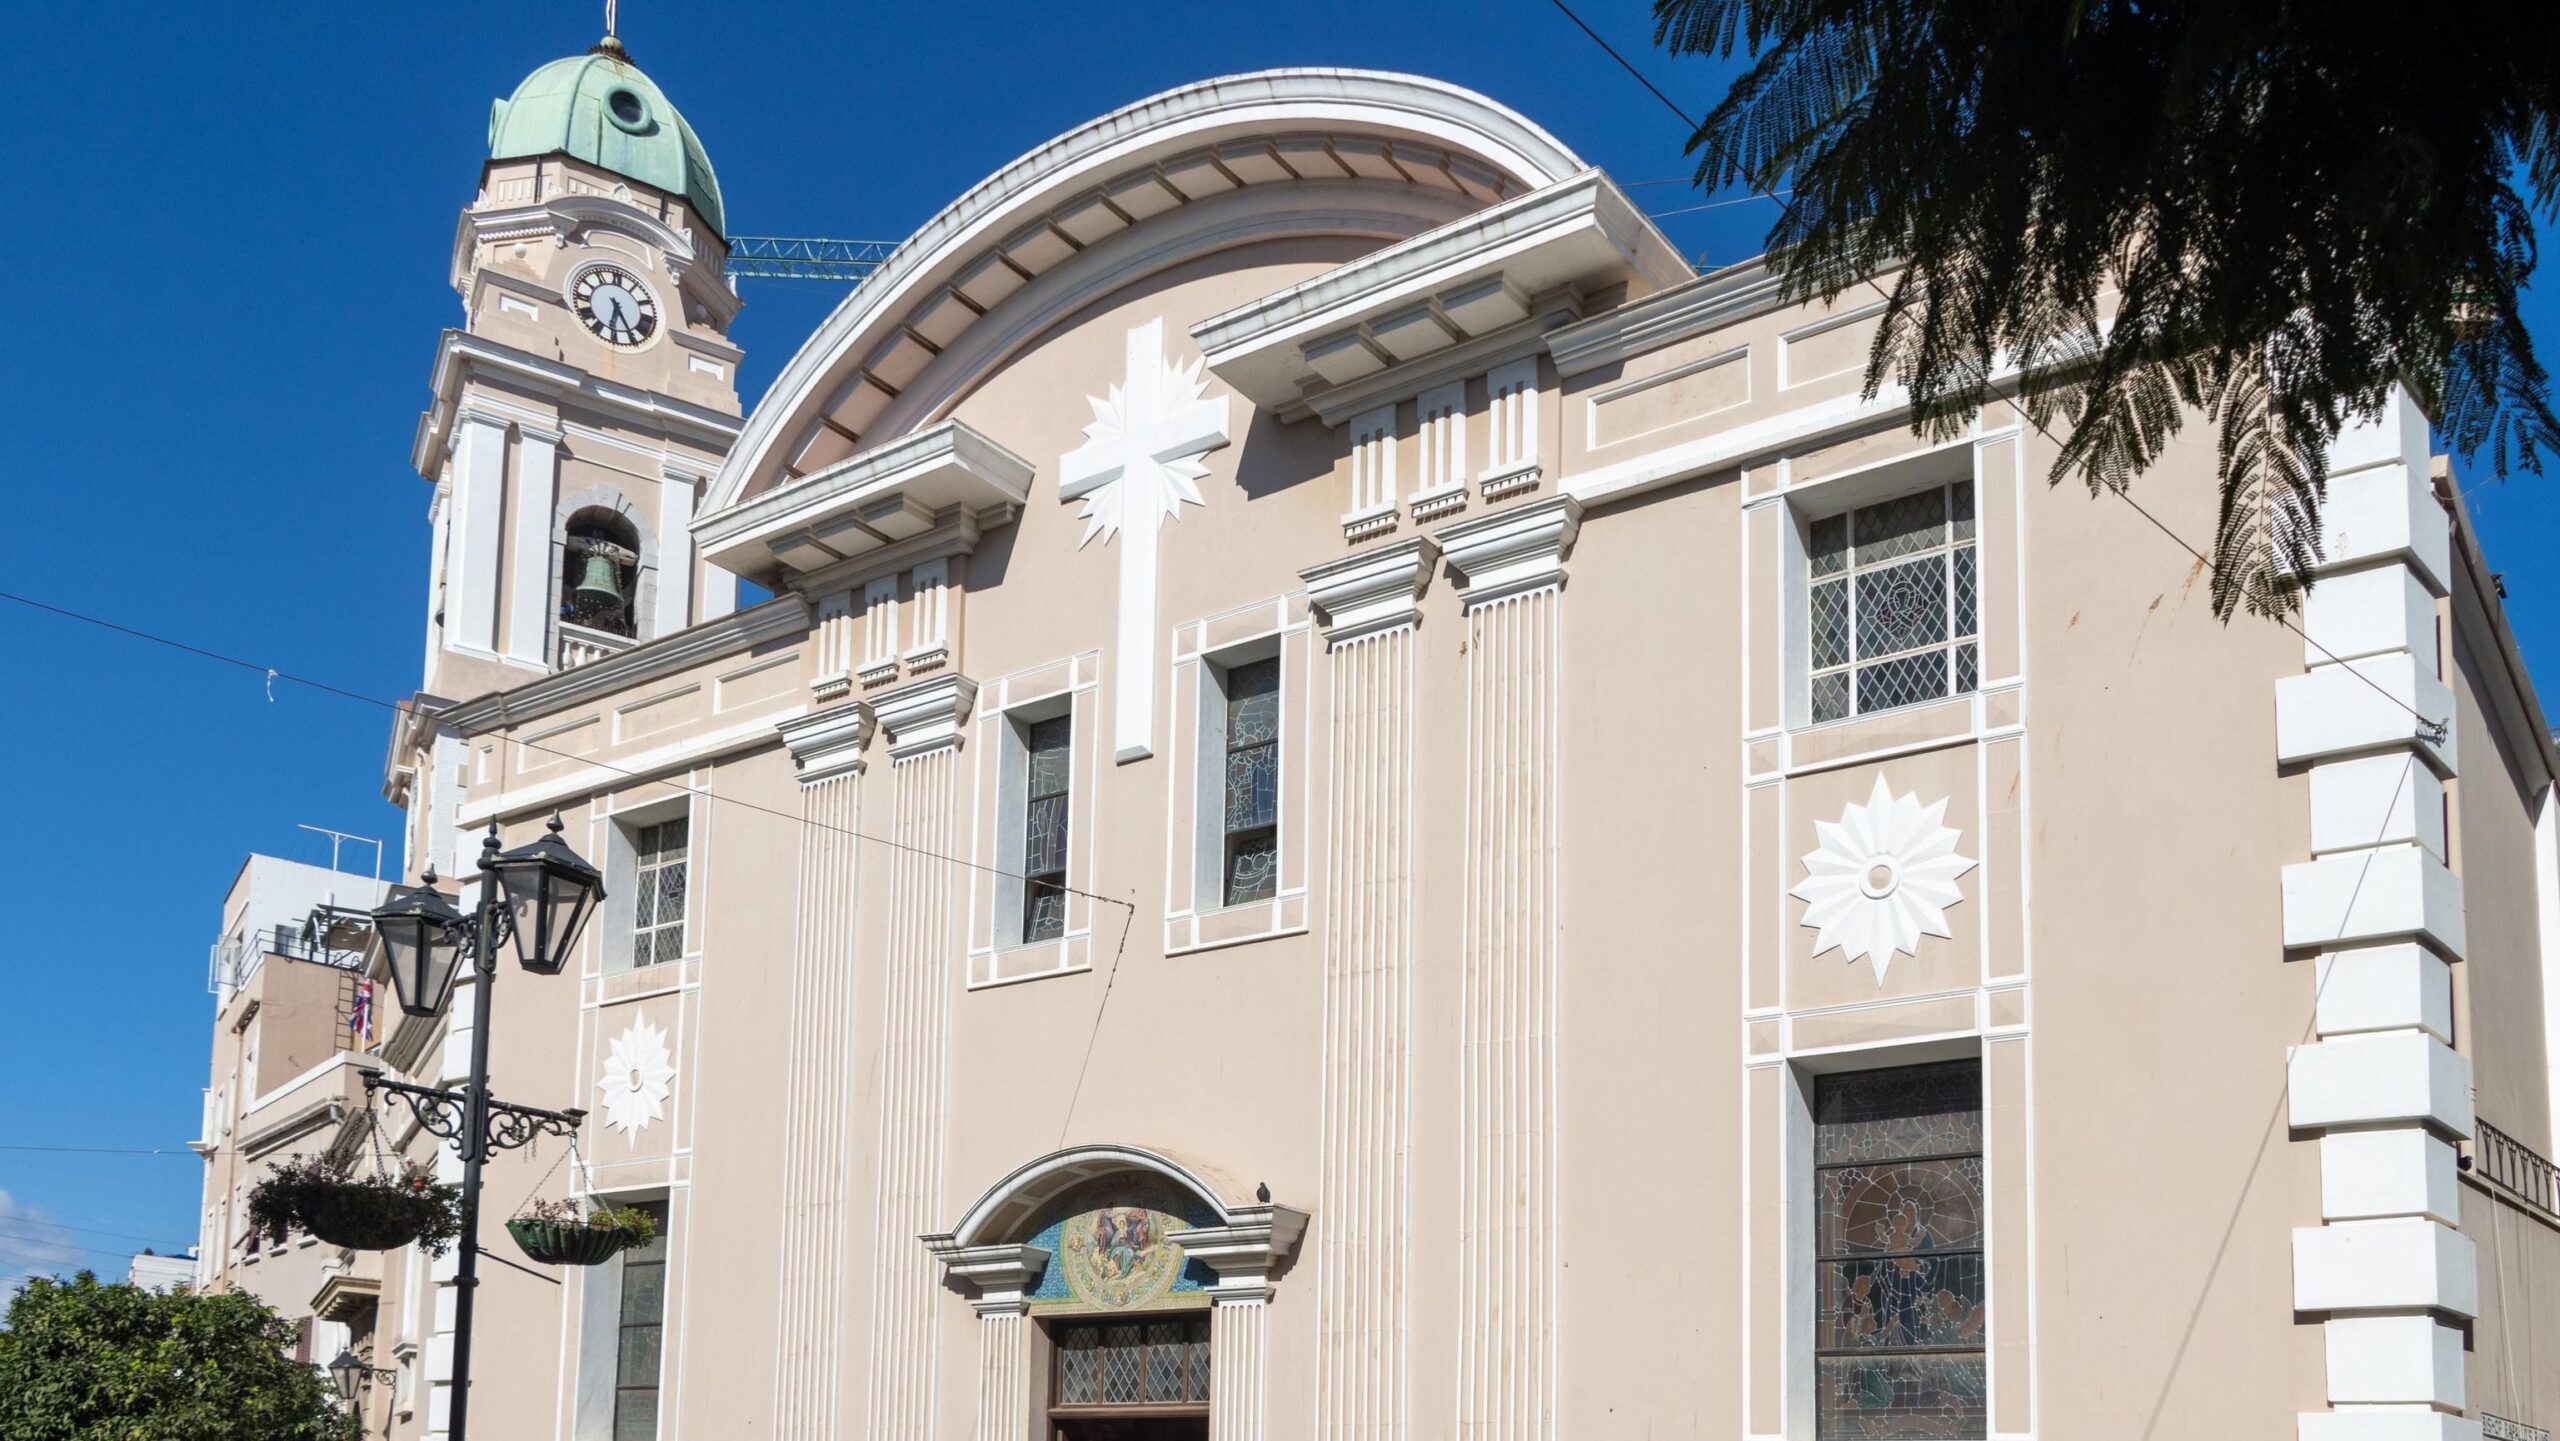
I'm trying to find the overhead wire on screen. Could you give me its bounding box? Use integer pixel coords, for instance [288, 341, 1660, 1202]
[1545, 0, 2450, 745]
[0, 589, 1136, 912]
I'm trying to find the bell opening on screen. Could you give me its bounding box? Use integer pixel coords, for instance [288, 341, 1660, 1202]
[561, 510, 641, 638]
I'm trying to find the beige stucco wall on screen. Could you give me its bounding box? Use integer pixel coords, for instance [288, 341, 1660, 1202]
[312, 80, 2560, 1441]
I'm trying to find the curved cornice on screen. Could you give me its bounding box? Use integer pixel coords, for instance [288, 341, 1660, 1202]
[701, 69, 1588, 518]
[938, 1143, 1250, 1248]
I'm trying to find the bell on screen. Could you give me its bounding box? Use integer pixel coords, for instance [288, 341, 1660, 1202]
[571, 552, 626, 625]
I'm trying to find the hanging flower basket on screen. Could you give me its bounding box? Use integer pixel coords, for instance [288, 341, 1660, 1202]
[506, 1200, 656, 1267]
[246, 1157, 464, 1257]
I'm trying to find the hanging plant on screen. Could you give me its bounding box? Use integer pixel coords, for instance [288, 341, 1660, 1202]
[246, 1156, 464, 1256]
[505, 1198, 657, 1267]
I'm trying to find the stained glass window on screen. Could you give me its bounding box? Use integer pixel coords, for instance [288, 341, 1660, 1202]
[1808, 481, 1979, 722]
[612, 1201, 671, 1441]
[631, 819, 687, 969]
[1050, 1315, 1211, 1410]
[1022, 716, 1072, 943]
[1220, 658, 1281, 906]
[1814, 1060, 1987, 1439]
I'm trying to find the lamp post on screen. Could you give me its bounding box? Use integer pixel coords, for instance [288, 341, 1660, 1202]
[326, 1346, 398, 1421]
[366, 816, 604, 1441]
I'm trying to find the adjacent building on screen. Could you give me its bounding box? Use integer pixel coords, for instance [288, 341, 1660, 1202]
[196, 32, 2560, 1441]
[190, 852, 389, 1374]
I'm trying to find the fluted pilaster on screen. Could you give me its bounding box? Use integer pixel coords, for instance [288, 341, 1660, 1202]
[1439, 499, 1575, 1441]
[772, 705, 869, 1439]
[865, 678, 970, 1441]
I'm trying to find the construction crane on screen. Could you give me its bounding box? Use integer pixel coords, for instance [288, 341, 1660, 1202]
[725, 237, 899, 283]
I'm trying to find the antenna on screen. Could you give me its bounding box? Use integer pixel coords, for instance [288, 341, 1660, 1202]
[605, 0, 619, 40]
[296, 824, 384, 881]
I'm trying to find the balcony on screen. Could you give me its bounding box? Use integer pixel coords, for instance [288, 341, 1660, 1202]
[554, 621, 636, 672]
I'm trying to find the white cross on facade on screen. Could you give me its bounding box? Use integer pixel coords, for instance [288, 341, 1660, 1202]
[1059, 318, 1233, 761]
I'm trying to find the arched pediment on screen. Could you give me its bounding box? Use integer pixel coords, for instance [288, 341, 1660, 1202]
[923, 1144, 1307, 1308]
[700, 69, 1587, 522]
[942, 1143, 1250, 1249]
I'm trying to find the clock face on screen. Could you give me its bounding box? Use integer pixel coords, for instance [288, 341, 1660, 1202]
[571, 266, 659, 347]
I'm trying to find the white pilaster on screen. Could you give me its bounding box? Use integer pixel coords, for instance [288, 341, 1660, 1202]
[503, 425, 560, 668]
[657, 465, 701, 638]
[446, 409, 510, 657]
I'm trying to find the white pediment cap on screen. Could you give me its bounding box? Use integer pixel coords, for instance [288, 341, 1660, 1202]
[1192, 170, 1691, 421]
[691, 418, 1034, 586]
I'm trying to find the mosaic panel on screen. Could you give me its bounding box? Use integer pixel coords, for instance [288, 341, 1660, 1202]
[1025, 1176, 1217, 1313]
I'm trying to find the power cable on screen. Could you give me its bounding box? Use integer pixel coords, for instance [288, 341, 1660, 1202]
[0, 1144, 194, 1157]
[1545, 0, 2450, 745]
[0, 589, 1136, 912]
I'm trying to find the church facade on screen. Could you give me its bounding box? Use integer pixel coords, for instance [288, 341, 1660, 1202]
[192, 37, 2560, 1441]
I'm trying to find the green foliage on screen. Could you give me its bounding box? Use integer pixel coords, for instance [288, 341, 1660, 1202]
[246, 1156, 463, 1258]
[516, 1197, 656, 1241]
[1653, 0, 2560, 616]
[0, 1272, 360, 1441]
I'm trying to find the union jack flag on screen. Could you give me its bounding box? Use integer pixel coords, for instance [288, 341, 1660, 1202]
[349, 980, 374, 1045]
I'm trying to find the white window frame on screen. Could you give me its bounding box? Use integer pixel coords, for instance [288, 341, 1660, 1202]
[1191, 636, 1285, 915]
[1783, 1042, 1989, 1441]
[993, 692, 1077, 952]
[572, 1189, 674, 1441]
[602, 797, 692, 974]
[968, 654, 1103, 987]
[1782, 450, 1982, 731]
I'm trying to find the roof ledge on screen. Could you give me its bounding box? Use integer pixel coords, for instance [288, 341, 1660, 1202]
[1192, 170, 1689, 422]
[692, 419, 1035, 587]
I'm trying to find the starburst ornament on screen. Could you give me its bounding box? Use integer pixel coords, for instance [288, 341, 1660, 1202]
[1069, 346, 1215, 548]
[1789, 775, 1977, 984]
[597, 1020, 676, 1140]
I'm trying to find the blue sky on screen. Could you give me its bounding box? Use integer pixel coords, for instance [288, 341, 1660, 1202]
[2, 2, 2554, 1291]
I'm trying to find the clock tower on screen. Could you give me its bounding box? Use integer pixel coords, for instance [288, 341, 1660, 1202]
[407, 33, 746, 705]
[390, 34, 746, 877]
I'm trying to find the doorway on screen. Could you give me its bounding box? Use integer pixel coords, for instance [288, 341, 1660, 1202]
[1046, 1315, 1210, 1441]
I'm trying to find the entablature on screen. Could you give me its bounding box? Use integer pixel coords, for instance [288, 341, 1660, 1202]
[1193, 170, 1688, 423]
[692, 419, 1033, 590]
[410, 329, 744, 478]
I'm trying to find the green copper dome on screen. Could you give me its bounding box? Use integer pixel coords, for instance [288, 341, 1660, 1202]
[488, 39, 726, 238]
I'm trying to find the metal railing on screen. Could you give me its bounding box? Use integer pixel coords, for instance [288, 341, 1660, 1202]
[2469, 1117, 2560, 1221]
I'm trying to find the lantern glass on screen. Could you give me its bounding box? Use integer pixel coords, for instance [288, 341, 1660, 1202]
[370, 882, 464, 1017]
[490, 818, 605, 975]
[327, 1348, 363, 1403]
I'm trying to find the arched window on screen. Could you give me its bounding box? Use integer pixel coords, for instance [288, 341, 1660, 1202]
[560, 510, 642, 639]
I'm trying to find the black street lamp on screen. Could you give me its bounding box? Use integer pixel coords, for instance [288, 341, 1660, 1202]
[364, 815, 604, 1441]
[326, 1347, 397, 1405]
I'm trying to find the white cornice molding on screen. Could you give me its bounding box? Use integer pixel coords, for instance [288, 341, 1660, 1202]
[1545, 257, 1785, 377]
[920, 1240, 1053, 1316]
[777, 703, 872, 783]
[457, 705, 806, 829]
[705, 69, 1590, 515]
[1300, 536, 1439, 643]
[1169, 1206, 1312, 1300]
[452, 192, 743, 330]
[875, 673, 979, 758]
[1436, 495, 1581, 605]
[693, 418, 1033, 587]
[1291, 297, 1581, 428]
[1193, 171, 1689, 420]
[435, 595, 811, 735]
[411, 330, 745, 478]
